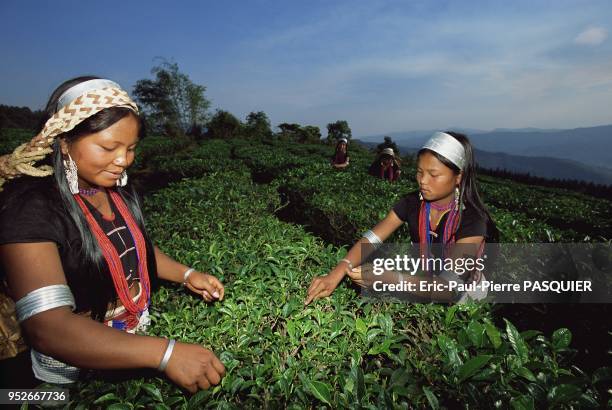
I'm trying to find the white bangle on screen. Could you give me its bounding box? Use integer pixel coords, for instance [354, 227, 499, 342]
[340, 258, 353, 270]
[158, 339, 176, 372]
[182, 268, 195, 286]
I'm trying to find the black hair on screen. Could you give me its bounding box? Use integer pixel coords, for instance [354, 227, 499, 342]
[38, 76, 154, 320]
[417, 131, 499, 242]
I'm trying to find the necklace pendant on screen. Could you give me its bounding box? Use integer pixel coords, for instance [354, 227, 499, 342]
[429, 230, 438, 238]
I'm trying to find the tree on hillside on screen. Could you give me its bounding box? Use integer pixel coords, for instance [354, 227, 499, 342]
[298, 125, 322, 143]
[245, 111, 272, 140]
[377, 136, 399, 155]
[277, 123, 301, 141]
[205, 110, 242, 139]
[0, 105, 45, 130]
[133, 60, 210, 137]
[326, 120, 351, 143]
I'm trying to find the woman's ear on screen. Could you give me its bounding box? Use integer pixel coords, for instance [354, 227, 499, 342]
[455, 172, 463, 186]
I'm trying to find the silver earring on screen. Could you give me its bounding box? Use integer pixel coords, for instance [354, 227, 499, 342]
[117, 170, 128, 187]
[418, 191, 423, 201]
[454, 187, 460, 211]
[63, 153, 79, 194]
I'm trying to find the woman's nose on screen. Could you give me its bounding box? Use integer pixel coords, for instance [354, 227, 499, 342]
[113, 152, 127, 166]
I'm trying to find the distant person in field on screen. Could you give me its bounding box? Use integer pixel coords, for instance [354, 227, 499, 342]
[330, 138, 349, 169]
[0, 77, 225, 392]
[306, 131, 499, 305]
[368, 147, 402, 182]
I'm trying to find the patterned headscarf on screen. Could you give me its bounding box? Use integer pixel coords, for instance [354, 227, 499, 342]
[0, 79, 138, 190]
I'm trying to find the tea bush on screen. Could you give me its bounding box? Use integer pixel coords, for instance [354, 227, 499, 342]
[59, 169, 608, 409]
[478, 177, 611, 240]
[279, 162, 579, 245]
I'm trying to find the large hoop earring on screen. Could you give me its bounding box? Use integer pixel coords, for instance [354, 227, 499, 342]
[63, 153, 79, 194]
[117, 170, 128, 187]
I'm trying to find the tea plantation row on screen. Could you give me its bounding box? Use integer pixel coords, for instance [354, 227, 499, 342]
[57, 144, 609, 408]
[1, 131, 609, 407]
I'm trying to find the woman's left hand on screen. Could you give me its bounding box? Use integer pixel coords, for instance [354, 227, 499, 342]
[185, 271, 225, 302]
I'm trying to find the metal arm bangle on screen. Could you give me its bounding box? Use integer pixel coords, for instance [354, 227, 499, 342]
[15, 284, 76, 323]
[158, 339, 176, 372]
[182, 268, 195, 286]
[340, 258, 353, 271]
[362, 230, 383, 248]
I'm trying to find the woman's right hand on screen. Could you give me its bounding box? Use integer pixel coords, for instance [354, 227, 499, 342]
[164, 342, 226, 393]
[347, 266, 368, 288]
[304, 271, 344, 306]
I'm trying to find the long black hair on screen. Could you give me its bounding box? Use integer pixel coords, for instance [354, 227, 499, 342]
[19, 76, 155, 320]
[418, 131, 499, 242]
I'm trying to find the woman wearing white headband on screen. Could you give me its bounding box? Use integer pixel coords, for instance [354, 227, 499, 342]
[0, 77, 225, 391]
[330, 138, 350, 169]
[368, 147, 402, 182]
[306, 131, 498, 305]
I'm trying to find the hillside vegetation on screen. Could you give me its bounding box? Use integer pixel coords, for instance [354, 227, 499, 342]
[1, 130, 610, 408]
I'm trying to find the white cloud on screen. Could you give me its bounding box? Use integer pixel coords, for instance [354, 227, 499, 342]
[574, 26, 608, 46]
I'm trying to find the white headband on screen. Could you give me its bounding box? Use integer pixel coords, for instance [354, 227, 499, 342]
[381, 148, 395, 157]
[421, 132, 466, 170]
[57, 79, 123, 110]
[339, 138, 348, 144]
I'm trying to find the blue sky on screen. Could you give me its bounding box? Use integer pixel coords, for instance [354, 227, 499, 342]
[1, 0, 611, 136]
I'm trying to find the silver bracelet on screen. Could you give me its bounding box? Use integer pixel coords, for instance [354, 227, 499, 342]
[340, 258, 353, 270]
[15, 284, 76, 323]
[158, 339, 176, 372]
[182, 268, 195, 286]
[362, 230, 383, 248]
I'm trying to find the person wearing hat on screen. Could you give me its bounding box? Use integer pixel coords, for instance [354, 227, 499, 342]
[368, 147, 401, 182]
[0, 77, 225, 391]
[306, 131, 499, 305]
[330, 138, 350, 169]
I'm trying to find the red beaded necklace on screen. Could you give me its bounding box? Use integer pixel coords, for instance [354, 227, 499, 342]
[418, 197, 460, 266]
[74, 190, 150, 327]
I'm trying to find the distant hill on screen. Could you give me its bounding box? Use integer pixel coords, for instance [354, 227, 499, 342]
[360, 124, 612, 183]
[469, 125, 612, 169]
[355, 140, 612, 186]
[472, 149, 612, 185]
[361, 124, 612, 169]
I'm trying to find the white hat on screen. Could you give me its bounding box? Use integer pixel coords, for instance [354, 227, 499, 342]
[381, 148, 395, 157]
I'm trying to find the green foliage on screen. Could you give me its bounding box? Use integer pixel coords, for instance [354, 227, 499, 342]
[326, 120, 352, 143]
[479, 176, 612, 240]
[56, 137, 608, 408]
[0, 127, 32, 155]
[205, 110, 242, 140]
[0, 104, 44, 129]
[133, 60, 211, 136]
[244, 111, 272, 140]
[298, 125, 322, 143]
[133, 134, 193, 170]
[274, 123, 324, 144]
